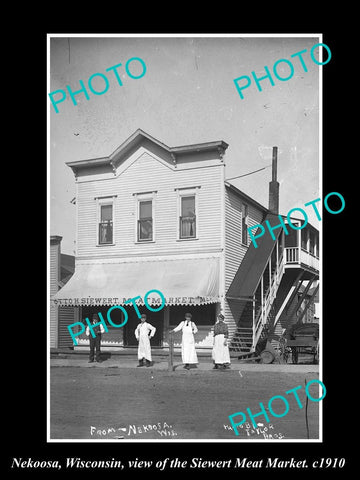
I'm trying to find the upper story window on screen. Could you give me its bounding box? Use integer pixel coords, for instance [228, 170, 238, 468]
[134, 191, 156, 243]
[176, 186, 199, 240]
[99, 204, 113, 245]
[180, 195, 196, 238]
[301, 228, 309, 251]
[138, 199, 153, 242]
[241, 203, 248, 245]
[96, 197, 115, 245]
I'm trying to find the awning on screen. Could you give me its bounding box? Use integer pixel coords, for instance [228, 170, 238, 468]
[51, 257, 220, 306]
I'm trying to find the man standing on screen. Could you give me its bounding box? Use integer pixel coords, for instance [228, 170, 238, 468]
[172, 313, 198, 370]
[135, 313, 156, 367]
[212, 313, 231, 370]
[86, 313, 105, 363]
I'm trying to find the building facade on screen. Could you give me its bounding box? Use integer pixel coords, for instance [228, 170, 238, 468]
[50, 235, 75, 348]
[51, 129, 319, 353]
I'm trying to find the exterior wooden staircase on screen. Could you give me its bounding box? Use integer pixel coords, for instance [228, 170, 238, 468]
[229, 249, 284, 355]
[227, 213, 319, 357]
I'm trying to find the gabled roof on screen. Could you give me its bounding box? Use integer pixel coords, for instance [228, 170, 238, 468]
[66, 128, 229, 174]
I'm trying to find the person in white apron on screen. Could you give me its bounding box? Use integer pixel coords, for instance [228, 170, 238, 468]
[212, 313, 231, 370]
[135, 314, 156, 367]
[172, 313, 198, 369]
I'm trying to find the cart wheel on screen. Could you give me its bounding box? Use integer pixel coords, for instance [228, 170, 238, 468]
[260, 350, 275, 364]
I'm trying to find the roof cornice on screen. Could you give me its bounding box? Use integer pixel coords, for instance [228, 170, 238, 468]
[66, 129, 229, 173]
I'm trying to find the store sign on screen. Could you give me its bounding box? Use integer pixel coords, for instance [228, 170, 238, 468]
[67, 289, 165, 346]
[51, 295, 217, 306]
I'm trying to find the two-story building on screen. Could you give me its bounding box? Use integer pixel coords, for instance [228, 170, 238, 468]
[51, 129, 319, 354]
[50, 235, 75, 349]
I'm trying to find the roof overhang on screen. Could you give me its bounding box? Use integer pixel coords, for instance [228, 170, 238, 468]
[66, 129, 229, 176]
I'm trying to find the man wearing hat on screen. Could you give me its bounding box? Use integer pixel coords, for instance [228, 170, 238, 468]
[85, 313, 105, 363]
[172, 313, 198, 370]
[135, 313, 156, 367]
[212, 313, 231, 370]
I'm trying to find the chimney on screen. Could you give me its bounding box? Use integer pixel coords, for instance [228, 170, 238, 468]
[268, 146, 279, 214]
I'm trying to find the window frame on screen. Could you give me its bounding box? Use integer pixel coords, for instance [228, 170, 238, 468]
[96, 196, 116, 246]
[134, 191, 156, 244]
[241, 203, 249, 246]
[176, 187, 199, 241]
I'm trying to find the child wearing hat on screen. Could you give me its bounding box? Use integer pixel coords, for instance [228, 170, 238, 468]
[135, 313, 156, 367]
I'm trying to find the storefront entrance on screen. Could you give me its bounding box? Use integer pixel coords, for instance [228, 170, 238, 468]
[169, 304, 216, 327]
[75, 304, 214, 349]
[80, 305, 125, 346]
[123, 306, 164, 347]
[169, 304, 217, 347]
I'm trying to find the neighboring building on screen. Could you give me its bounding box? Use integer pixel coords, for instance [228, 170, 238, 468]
[51, 129, 319, 353]
[50, 236, 75, 348]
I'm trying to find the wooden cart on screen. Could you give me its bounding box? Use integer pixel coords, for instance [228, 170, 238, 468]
[280, 323, 319, 364]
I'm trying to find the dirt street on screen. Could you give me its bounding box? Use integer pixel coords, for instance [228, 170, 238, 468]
[50, 365, 321, 441]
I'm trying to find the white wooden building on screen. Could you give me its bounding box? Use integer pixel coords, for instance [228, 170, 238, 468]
[50, 235, 75, 348]
[52, 129, 319, 353]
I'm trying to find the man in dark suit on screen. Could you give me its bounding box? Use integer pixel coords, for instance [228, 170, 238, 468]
[86, 313, 105, 363]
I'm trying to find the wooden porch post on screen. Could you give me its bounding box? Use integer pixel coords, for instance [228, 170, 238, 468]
[296, 283, 319, 324]
[168, 331, 174, 372]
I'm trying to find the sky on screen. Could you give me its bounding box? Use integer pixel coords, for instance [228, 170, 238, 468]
[49, 34, 322, 255]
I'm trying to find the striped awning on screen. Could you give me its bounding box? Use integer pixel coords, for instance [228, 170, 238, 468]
[51, 256, 220, 307]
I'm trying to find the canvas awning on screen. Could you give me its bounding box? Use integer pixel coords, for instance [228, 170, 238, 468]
[51, 257, 220, 306]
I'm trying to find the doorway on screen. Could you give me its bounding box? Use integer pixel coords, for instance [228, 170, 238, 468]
[123, 305, 164, 347]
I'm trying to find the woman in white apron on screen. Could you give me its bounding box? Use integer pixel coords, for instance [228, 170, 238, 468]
[135, 313, 156, 367]
[172, 313, 198, 369]
[212, 313, 231, 369]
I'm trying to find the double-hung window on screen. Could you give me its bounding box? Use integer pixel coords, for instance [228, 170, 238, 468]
[180, 195, 196, 238]
[241, 203, 248, 245]
[134, 191, 156, 243]
[176, 187, 199, 240]
[138, 199, 153, 242]
[97, 197, 115, 245]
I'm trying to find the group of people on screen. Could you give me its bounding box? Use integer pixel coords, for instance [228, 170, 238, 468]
[85, 312, 231, 370]
[171, 312, 231, 370]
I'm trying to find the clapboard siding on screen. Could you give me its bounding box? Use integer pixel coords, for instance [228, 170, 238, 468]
[50, 239, 61, 348]
[224, 187, 264, 290]
[225, 188, 245, 290]
[58, 307, 75, 348]
[76, 150, 223, 258]
[50, 304, 58, 348]
[224, 186, 265, 338]
[50, 241, 60, 294]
